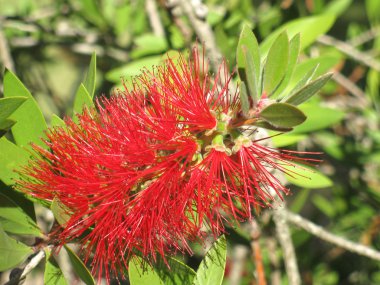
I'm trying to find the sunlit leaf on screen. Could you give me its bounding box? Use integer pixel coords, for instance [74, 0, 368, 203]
[45, 252, 68, 285]
[193, 235, 227, 285]
[83, 52, 97, 99]
[0, 225, 33, 271]
[64, 245, 95, 285]
[285, 73, 333, 105]
[263, 32, 289, 96]
[3, 70, 47, 149]
[284, 164, 333, 189]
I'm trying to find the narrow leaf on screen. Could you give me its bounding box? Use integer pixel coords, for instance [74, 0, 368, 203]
[284, 64, 319, 101]
[253, 120, 294, 132]
[45, 253, 68, 285]
[83, 52, 97, 98]
[273, 34, 301, 98]
[239, 81, 250, 115]
[263, 32, 289, 96]
[285, 73, 333, 105]
[3, 70, 47, 149]
[283, 164, 333, 189]
[241, 45, 258, 103]
[0, 96, 27, 121]
[260, 15, 336, 56]
[236, 25, 260, 87]
[193, 235, 227, 285]
[64, 245, 95, 285]
[260, 103, 306, 128]
[0, 193, 41, 236]
[0, 225, 33, 271]
[73, 84, 94, 116]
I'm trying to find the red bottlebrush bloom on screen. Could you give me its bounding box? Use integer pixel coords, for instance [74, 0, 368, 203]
[17, 46, 317, 283]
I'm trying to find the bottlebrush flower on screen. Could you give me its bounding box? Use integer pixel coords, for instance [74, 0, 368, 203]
[17, 46, 317, 283]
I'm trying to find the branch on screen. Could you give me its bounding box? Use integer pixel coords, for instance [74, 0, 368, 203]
[175, 0, 222, 73]
[145, 0, 165, 37]
[285, 210, 380, 261]
[249, 219, 267, 285]
[317, 34, 380, 71]
[349, 26, 380, 47]
[4, 250, 47, 285]
[272, 206, 302, 285]
[0, 24, 15, 72]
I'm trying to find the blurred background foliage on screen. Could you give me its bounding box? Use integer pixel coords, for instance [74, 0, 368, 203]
[0, 0, 380, 284]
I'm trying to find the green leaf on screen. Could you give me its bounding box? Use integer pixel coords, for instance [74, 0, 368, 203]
[236, 25, 260, 88]
[64, 245, 95, 285]
[45, 253, 68, 285]
[284, 164, 333, 189]
[263, 32, 289, 96]
[273, 34, 300, 98]
[51, 114, 65, 127]
[0, 137, 30, 185]
[285, 73, 333, 105]
[260, 15, 335, 56]
[291, 104, 345, 134]
[313, 195, 336, 217]
[0, 182, 36, 222]
[129, 257, 196, 285]
[259, 103, 306, 128]
[0, 119, 16, 137]
[241, 45, 259, 103]
[271, 133, 306, 147]
[131, 34, 168, 59]
[155, 258, 196, 285]
[73, 84, 94, 116]
[129, 257, 164, 285]
[253, 121, 294, 132]
[0, 96, 27, 121]
[3, 70, 47, 149]
[0, 225, 33, 271]
[239, 81, 250, 115]
[284, 65, 319, 101]
[51, 197, 71, 226]
[83, 52, 97, 99]
[0, 192, 41, 236]
[105, 56, 161, 83]
[193, 235, 227, 285]
[285, 54, 341, 93]
[324, 0, 353, 16]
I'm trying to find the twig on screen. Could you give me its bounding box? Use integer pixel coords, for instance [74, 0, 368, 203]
[4, 250, 47, 285]
[317, 34, 380, 71]
[265, 238, 281, 285]
[145, 0, 165, 37]
[332, 72, 368, 108]
[272, 206, 301, 285]
[0, 24, 16, 72]
[176, 0, 222, 73]
[250, 219, 267, 285]
[229, 245, 249, 285]
[285, 210, 380, 261]
[349, 26, 380, 47]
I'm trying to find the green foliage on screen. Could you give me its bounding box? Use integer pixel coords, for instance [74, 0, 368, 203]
[3, 70, 47, 149]
[193, 235, 227, 285]
[44, 252, 68, 285]
[0, 225, 33, 271]
[0, 192, 41, 236]
[129, 257, 196, 285]
[64, 245, 95, 285]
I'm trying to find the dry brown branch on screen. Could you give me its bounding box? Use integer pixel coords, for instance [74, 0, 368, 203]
[250, 220, 267, 285]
